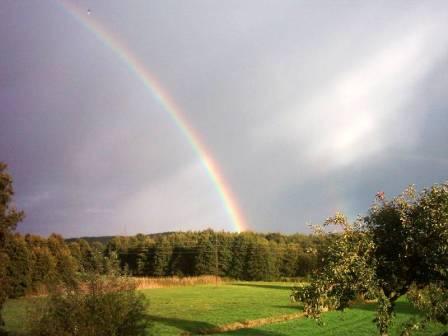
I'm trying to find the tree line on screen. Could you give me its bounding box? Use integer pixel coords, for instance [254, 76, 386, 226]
[3, 229, 330, 300]
[106, 230, 331, 280]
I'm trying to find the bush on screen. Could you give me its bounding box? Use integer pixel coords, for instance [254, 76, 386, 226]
[293, 183, 448, 335]
[27, 273, 150, 336]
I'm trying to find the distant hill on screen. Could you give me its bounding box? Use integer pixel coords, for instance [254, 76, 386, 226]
[65, 236, 115, 245]
[65, 231, 180, 245]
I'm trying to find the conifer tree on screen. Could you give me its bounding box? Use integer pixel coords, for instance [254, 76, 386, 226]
[228, 234, 249, 279]
[152, 237, 172, 276]
[194, 233, 216, 275]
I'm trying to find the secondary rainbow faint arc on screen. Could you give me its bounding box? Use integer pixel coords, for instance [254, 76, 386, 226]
[57, 0, 248, 233]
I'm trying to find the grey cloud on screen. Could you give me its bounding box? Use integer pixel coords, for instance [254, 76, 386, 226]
[1, 1, 448, 236]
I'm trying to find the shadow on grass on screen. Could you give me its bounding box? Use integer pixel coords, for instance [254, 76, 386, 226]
[351, 300, 420, 316]
[232, 283, 292, 291]
[270, 305, 302, 309]
[148, 315, 287, 336]
[218, 328, 287, 336]
[148, 315, 215, 333]
[1, 330, 28, 336]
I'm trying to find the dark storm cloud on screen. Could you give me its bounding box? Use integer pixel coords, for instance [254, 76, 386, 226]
[1, 0, 448, 236]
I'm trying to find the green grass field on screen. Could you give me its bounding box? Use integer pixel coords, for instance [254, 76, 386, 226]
[3, 282, 447, 335]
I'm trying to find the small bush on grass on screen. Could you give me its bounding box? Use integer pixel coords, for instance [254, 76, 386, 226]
[27, 273, 150, 336]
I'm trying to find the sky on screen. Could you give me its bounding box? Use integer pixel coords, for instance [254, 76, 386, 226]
[1, 1, 448, 237]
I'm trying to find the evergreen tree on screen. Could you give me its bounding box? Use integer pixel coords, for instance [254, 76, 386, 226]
[246, 238, 278, 281]
[152, 238, 172, 276]
[136, 252, 149, 276]
[228, 234, 250, 279]
[194, 232, 217, 275]
[279, 244, 300, 278]
[217, 233, 233, 276]
[169, 245, 195, 276]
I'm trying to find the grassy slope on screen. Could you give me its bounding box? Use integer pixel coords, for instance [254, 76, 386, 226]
[3, 282, 448, 335]
[143, 282, 298, 335]
[215, 297, 448, 336]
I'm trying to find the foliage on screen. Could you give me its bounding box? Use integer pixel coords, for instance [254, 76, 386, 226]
[27, 272, 150, 336]
[194, 232, 218, 276]
[246, 239, 279, 281]
[0, 162, 24, 329]
[292, 183, 448, 335]
[401, 283, 448, 335]
[5, 234, 32, 298]
[293, 213, 377, 318]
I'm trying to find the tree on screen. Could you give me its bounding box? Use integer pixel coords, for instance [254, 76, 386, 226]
[151, 237, 172, 276]
[292, 183, 448, 335]
[194, 232, 217, 276]
[296, 249, 317, 277]
[0, 162, 24, 328]
[217, 233, 233, 277]
[23, 234, 58, 291]
[279, 245, 300, 278]
[228, 233, 250, 279]
[78, 239, 105, 273]
[6, 234, 32, 298]
[47, 234, 78, 286]
[246, 238, 278, 281]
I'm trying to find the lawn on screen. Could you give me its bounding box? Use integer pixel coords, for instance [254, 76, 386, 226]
[213, 298, 448, 336]
[3, 281, 447, 335]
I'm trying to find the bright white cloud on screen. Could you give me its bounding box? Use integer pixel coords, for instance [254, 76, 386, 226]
[254, 18, 448, 173]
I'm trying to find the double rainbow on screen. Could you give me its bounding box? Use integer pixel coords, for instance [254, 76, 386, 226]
[57, 1, 248, 232]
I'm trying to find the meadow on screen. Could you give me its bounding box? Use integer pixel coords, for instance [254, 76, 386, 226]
[3, 281, 447, 336]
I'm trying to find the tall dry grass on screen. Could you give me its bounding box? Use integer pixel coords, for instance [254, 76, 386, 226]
[24, 276, 228, 297]
[133, 275, 228, 289]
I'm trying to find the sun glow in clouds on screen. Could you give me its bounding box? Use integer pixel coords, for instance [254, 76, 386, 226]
[56, 0, 249, 232]
[314, 25, 445, 168]
[257, 20, 447, 173]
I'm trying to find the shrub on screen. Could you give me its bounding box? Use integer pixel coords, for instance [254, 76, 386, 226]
[27, 273, 150, 336]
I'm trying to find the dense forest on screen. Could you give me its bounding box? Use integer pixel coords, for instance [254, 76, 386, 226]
[4, 230, 330, 298]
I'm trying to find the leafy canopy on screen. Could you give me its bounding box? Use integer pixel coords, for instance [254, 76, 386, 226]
[292, 183, 448, 335]
[0, 162, 24, 329]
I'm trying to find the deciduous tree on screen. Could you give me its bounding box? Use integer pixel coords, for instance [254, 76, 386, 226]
[0, 163, 24, 329]
[293, 183, 448, 335]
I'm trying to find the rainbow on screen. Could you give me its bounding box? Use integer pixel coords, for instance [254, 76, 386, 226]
[57, 0, 248, 232]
